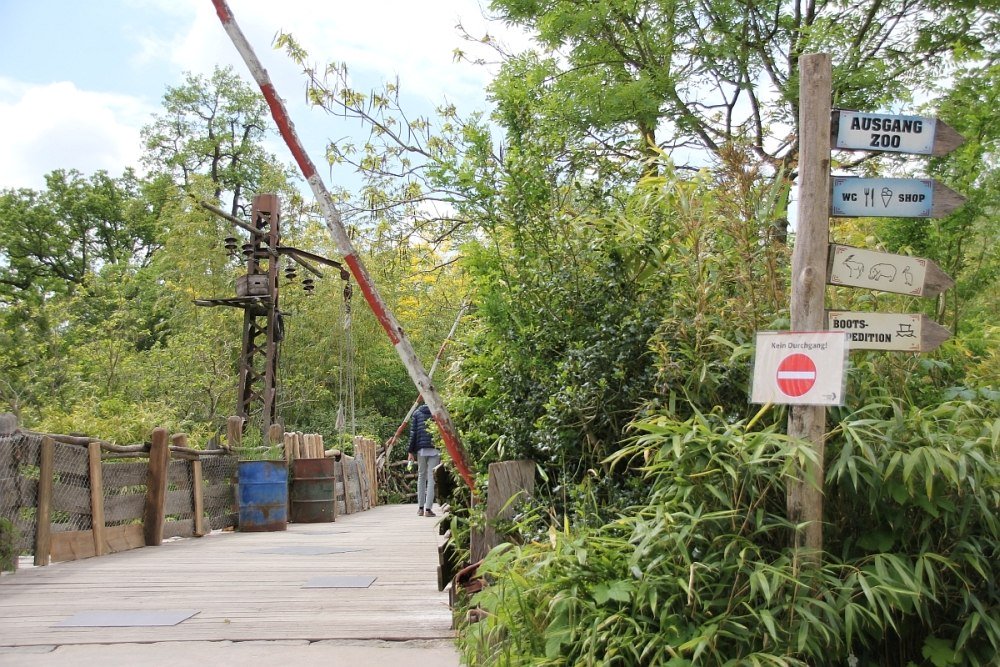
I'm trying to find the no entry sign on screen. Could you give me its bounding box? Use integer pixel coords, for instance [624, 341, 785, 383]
[751, 332, 848, 406]
[776, 354, 817, 396]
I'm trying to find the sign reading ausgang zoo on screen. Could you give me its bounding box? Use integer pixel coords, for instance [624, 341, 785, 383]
[833, 110, 966, 157]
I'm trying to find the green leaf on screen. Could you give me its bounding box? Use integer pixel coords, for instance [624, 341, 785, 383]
[922, 635, 958, 667]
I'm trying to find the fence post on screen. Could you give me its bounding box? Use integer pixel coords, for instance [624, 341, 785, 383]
[191, 459, 206, 537]
[472, 460, 536, 562]
[87, 442, 107, 557]
[34, 436, 54, 566]
[173, 433, 207, 537]
[0, 412, 16, 435]
[143, 428, 170, 546]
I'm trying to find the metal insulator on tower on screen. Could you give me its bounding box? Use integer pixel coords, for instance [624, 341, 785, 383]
[241, 242, 255, 257]
[224, 236, 238, 255]
[284, 262, 297, 281]
[302, 277, 315, 294]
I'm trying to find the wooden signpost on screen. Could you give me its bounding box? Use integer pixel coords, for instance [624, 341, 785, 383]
[827, 244, 955, 297]
[826, 311, 952, 352]
[769, 58, 966, 562]
[832, 110, 966, 156]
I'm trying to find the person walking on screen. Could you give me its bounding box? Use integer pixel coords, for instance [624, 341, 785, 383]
[407, 403, 440, 517]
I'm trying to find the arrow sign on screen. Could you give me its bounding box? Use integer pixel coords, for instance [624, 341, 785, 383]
[827, 244, 955, 297]
[832, 110, 966, 157]
[830, 177, 965, 218]
[827, 311, 952, 352]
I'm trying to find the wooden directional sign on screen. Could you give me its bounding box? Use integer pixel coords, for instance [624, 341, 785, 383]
[832, 110, 965, 156]
[827, 311, 951, 352]
[830, 176, 965, 218]
[827, 244, 955, 297]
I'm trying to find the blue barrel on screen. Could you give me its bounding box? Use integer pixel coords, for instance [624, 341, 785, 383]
[237, 460, 288, 531]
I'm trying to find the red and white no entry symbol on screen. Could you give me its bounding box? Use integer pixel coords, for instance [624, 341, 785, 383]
[776, 353, 816, 397]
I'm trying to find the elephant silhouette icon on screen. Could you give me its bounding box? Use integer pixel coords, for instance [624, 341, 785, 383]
[869, 263, 897, 282]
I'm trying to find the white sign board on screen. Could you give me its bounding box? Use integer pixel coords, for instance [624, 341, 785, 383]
[831, 177, 934, 218]
[835, 111, 936, 155]
[828, 244, 928, 296]
[827, 311, 923, 351]
[751, 331, 848, 406]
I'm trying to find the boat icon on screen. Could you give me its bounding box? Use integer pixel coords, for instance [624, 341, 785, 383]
[896, 323, 916, 338]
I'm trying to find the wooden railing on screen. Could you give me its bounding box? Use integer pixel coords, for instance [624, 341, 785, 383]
[0, 425, 236, 566]
[1, 415, 382, 568]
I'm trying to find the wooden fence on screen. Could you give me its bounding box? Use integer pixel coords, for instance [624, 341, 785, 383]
[1, 416, 381, 568]
[0, 426, 237, 566]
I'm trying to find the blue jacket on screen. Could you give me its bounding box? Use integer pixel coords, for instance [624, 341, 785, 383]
[407, 404, 436, 455]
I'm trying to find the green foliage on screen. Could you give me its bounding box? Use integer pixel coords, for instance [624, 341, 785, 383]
[451, 155, 788, 507]
[460, 400, 999, 665]
[488, 0, 999, 177]
[0, 518, 18, 573]
[141, 65, 291, 215]
[874, 63, 1000, 337]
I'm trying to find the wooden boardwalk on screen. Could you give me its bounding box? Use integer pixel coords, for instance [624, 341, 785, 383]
[0, 504, 455, 651]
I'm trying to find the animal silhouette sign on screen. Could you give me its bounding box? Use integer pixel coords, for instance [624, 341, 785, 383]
[827, 244, 954, 297]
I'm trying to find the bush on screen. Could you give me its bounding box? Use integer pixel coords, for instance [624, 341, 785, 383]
[0, 518, 18, 573]
[458, 401, 999, 666]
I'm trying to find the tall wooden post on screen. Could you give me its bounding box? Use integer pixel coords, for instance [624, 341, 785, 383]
[87, 442, 107, 557]
[34, 436, 54, 567]
[143, 428, 170, 546]
[787, 53, 832, 560]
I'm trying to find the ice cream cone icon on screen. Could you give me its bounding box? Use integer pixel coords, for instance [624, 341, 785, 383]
[880, 187, 893, 207]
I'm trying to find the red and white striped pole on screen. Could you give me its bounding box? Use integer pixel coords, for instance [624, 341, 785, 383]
[210, 0, 477, 494]
[382, 300, 469, 462]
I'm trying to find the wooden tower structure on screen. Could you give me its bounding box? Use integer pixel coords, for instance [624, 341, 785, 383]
[195, 193, 347, 436]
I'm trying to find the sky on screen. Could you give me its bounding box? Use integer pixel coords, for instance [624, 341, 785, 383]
[0, 0, 529, 191]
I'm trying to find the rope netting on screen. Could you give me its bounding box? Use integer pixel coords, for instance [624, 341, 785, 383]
[0, 432, 42, 554]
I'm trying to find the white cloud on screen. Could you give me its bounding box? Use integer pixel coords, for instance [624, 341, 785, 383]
[0, 2, 535, 192]
[146, 0, 528, 111]
[0, 79, 151, 190]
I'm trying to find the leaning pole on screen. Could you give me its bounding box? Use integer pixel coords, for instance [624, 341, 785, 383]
[210, 0, 477, 494]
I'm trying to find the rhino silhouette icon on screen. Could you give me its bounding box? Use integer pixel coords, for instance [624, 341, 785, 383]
[869, 263, 897, 282]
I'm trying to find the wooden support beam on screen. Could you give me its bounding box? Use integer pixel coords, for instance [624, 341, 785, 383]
[788, 53, 832, 563]
[34, 436, 54, 567]
[0, 412, 16, 435]
[143, 428, 170, 546]
[192, 460, 207, 537]
[211, 0, 477, 494]
[88, 442, 107, 557]
[227, 416, 244, 452]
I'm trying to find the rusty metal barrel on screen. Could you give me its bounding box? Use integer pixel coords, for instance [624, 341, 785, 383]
[237, 460, 288, 531]
[290, 458, 336, 523]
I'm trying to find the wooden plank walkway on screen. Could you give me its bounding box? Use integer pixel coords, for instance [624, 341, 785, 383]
[0, 504, 454, 649]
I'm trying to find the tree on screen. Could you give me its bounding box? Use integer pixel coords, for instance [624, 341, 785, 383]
[482, 0, 999, 234]
[142, 66, 288, 216]
[0, 169, 161, 302]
